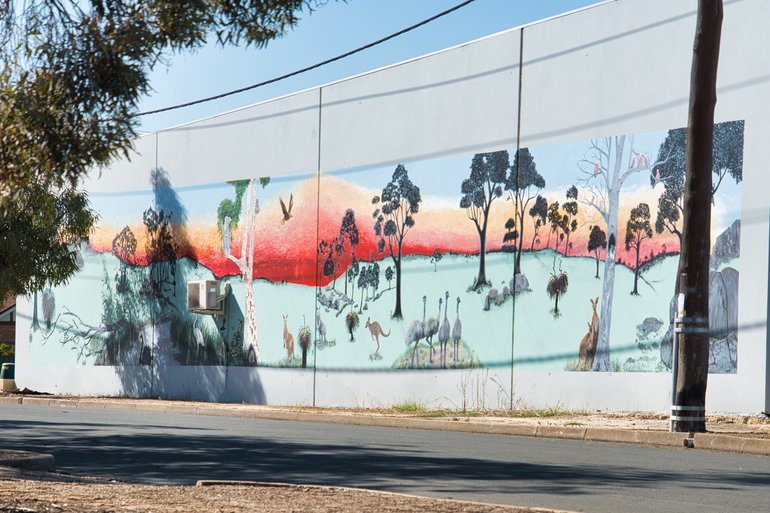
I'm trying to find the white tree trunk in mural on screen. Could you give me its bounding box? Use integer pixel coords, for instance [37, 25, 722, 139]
[224, 179, 261, 364]
[579, 136, 663, 371]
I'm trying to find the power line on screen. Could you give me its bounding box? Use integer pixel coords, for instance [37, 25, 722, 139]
[136, 0, 478, 117]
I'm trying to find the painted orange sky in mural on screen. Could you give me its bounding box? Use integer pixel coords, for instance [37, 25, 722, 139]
[90, 174, 681, 286]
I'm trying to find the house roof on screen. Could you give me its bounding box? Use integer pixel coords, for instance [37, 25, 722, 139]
[0, 297, 15, 317]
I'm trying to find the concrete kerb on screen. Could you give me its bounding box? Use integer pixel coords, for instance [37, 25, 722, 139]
[4, 396, 768, 455]
[584, 427, 687, 447]
[536, 425, 587, 440]
[693, 432, 770, 455]
[0, 450, 55, 472]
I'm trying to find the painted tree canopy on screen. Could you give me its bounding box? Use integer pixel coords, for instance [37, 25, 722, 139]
[625, 203, 653, 295]
[461, 151, 510, 289]
[528, 195, 549, 251]
[505, 148, 545, 274]
[587, 225, 607, 279]
[373, 164, 422, 318]
[651, 120, 744, 239]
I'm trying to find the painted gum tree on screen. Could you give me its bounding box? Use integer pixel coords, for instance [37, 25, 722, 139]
[461, 151, 509, 290]
[578, 136, 666, 371]
[218, 178, 266, 364]
[505, 148, 545, 275]
[372, 164, 421, 319]
[651, 121, 743, 295]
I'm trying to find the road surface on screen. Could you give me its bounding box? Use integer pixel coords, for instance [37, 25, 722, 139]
[0, 404, 768, 513]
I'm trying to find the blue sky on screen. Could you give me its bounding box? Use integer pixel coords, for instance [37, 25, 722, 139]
[137, 0, 602, 134]
[128, 0, 740, 234]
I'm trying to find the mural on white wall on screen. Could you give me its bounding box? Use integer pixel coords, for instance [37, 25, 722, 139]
[514, 120, 743, 373]
[27, 121, 743, 376]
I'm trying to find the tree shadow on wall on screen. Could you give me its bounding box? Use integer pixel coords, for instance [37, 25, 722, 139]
[107, 168, 242, 399]
[222, 288, 246, 367]
[40, 167, 263, 401]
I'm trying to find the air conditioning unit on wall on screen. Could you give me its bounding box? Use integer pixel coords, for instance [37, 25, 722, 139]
[187, 280, 223, 313]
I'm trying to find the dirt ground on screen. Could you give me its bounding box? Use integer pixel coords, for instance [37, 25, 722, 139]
[0, 468, 559, 513]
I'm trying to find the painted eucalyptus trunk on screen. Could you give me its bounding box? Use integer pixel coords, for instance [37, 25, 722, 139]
[592, 137, 625, 372]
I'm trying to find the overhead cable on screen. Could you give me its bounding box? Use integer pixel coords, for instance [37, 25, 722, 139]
[136, 0, 478, 117]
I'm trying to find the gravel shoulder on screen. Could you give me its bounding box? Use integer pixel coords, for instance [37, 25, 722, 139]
[0, 467, 564, 513]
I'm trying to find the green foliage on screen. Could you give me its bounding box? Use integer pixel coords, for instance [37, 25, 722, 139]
[0, 343, 15, 358]
[217, 179, 251, 235]
[0, 185, 97, 299]
[1, 1, 326, 295]
[514, 404, 573, 417]
[392, 401, 425, 413]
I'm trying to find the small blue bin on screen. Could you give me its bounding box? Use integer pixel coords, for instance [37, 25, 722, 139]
[0, 363, 14, 380]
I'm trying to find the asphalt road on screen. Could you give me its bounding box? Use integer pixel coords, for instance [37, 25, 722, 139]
[0, 404, 768, 513]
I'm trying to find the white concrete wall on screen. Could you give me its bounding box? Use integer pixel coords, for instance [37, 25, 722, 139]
[157, 90, 321, 184]
[16, 0, 769, 413]
[516, 0, 769, 414]
[319, 28, 521, 171]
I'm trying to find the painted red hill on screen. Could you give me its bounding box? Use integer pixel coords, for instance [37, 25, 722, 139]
[90, 174, 680, 285]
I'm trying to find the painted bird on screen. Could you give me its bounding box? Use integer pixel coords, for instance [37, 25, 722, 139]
[280, 194, 294, 224]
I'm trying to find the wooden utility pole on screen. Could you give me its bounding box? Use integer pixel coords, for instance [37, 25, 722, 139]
[672, 0, 723, 433]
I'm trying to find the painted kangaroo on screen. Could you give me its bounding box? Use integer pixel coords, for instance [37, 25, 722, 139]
[365, 317, 390, 352]
[578, 297, 599, 371]
[282, 314, 295, 360]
